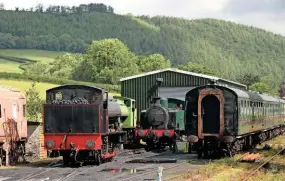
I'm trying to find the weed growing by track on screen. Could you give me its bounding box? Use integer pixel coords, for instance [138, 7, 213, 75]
[171, 135, 285, 181]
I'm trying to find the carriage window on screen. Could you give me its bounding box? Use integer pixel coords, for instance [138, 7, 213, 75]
[246, 101, 249, 115]
[244, 101, 247, 117]
[12, 104, 17, 119]
[240, 100, 243, 118]
[23, 105, 26, 117]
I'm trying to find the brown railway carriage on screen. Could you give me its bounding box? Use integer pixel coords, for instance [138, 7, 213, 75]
[185, 84, 285, 158]
[0, 85, 27, 166]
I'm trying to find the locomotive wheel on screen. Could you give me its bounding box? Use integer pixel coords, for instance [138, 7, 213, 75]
[95, 153, 102, 166]
[197, 149, 202, 159]
[203, 149, 209, 158]
[62, 154, 70, 166]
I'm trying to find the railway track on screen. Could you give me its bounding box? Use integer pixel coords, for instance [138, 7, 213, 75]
[118, 162, 188, 181]
[17, 160, 62, 181]
[16, 149, 150, 181]
[239, 147, 285, 181]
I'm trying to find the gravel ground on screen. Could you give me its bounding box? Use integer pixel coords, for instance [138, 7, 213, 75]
[0, 149, 205, 181]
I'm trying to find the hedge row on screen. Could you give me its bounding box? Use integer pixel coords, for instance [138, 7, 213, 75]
[0, 72, 121, 92]
[0, 55, 36, 63]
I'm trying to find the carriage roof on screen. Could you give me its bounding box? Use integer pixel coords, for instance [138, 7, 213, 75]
[187, 85, 282, 103]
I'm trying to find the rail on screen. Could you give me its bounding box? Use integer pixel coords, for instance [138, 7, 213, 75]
[241, 147, 285, 181]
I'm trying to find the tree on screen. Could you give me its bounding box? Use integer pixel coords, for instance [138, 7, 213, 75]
[0, 3, 4, 10]
[49, 53, 83, 79]
[249, 82, 271, 94]
[74, 38, 138, 84]
[176, 62, 220, 77]
[35, 3, 44, 12]
[138, 54, 171, 72]
[22, 62, 49, 75]
[237, 73, 260, 87]
[25, 82, 44, 122]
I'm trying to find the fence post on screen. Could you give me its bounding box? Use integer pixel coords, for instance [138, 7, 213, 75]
[156, 166, 163, 181]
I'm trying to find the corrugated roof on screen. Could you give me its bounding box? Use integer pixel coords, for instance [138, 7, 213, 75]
[120, 68, 246, 88]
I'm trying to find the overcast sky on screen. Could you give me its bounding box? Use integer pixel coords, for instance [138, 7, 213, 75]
[1, 0, 285, 35]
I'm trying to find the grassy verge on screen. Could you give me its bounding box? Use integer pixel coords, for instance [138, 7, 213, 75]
[171, 135, 285, 181]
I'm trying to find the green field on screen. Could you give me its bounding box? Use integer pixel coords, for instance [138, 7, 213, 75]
[0, 79, 120, 99]
[0, 49, 65, 73]
[0, 79, 58, 99]
[0, 58, 23, 73]
[0, 49, 65, 62]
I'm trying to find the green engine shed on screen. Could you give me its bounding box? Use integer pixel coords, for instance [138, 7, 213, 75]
[120, 68, 246, 121]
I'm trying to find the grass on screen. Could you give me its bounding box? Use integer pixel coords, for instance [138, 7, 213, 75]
[0, 58, 23, 73]
[0, 49, 65, 63]
[0, 49, 66, 73]
[172, 135, 285, 181]
[0, 79, 120, 99]
[0, 79, 58, 99]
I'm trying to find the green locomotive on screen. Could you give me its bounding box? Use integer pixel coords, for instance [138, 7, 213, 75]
[136, 97, 185, 150]
[107, 96, 137, 144]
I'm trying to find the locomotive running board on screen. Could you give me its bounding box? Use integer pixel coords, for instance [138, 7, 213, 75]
[197, 89, 225, 139]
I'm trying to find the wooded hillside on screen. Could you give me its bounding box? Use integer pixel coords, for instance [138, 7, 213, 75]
[0, 3, 285, 95]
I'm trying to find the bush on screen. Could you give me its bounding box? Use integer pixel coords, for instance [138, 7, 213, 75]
[0, 72, 121, 92]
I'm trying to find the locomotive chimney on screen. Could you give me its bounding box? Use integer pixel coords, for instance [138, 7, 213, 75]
[152, 97, 168, 108]
[152, 97, 161, 104]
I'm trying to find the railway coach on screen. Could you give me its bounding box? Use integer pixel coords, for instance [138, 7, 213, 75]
[185, 83, 285, 158]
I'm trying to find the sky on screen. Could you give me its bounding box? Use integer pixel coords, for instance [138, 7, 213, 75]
[1, 0, 285, 35]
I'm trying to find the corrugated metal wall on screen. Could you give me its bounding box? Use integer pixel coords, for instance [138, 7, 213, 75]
[121, 71, 211, 120]
[121, 71, 246, 121]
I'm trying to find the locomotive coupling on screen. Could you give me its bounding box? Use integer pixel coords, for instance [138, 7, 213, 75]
[70, 142, 75, 148]
[222, 136, 234, 143]
[187, 135, 199, 143]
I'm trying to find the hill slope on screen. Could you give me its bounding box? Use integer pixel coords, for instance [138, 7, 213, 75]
[0, 9, 285, 90]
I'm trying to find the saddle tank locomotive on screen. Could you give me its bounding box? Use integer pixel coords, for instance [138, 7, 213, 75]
[43, 85, 136, 166]
[136, 97, 185, 151]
